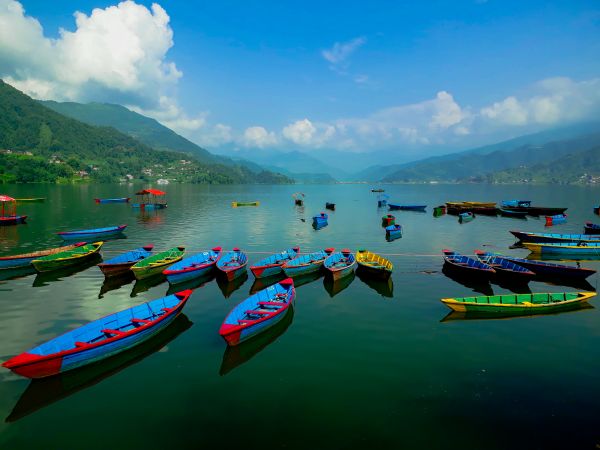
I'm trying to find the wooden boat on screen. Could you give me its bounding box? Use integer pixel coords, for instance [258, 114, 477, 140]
[231, 201, 260, 207]
[459, 212, 474, 223]
[499, 208, 528, 218]
[441, 292, 596, 315]
[32, 242, 103, 273]
[446, 202, 497, 216]
[282, 248, 334, 277]
[219, 278, 295, 346]
[433, 205, 446, 217]
[377, 194, 389, 207]
[94, 197, 130, 204]
[584, 222, 600, 235]
[57, 225, 127, 240]
[0, 242, 87, 270]
[442, 249, 495, 278]
[500, 200, 567, 216]
[371, 188, 385, 192]
[2, 290, 192, 378]
[486, 253, 596, 279]
[523, 241, 600, 255]
[325, 202, 335, 211]
[355, 249, 393, 279]
[473, 250, 535, 281]
[131, 246, 185, 280]
[324, 249, 356, 281]
[463, 201, 497, 208]
[97, 245, 154, 277]
[216, 248, 248, 281]
[131, 189, 167, 210]
[385, 224, 402, 240]
[250, 247, 300, 279]
[163, 247, 222, 284]
[510, 230, 600, 244]
[0, 195, 27, 225]
[292, 192, 305, 206]
[15, 198, 45, 203]
[594, 206, 600, 215]
[312, 212, 328, 227]
[382, 214, 395, 226]
[502, 200, 531, 208]
[389, 204, 426, 211]
[545, 213, 567, 226]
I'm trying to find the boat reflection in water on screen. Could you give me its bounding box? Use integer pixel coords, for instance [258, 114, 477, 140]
[32, 254, 102, 287]
[355, 267, 394, 298]
[292, 270, 325, 289]
[98, 272, 135, 298]
[440, 303, 594, 323]
[6, 314, 193, 423]
[532, 275, 595, 292]
[220, 308, 294, 376]
[249, 273, 286, 295]
[490, 276, 532, 294]
[166, 271, 215, 296]
[130, 274, 167, 297]
[441, 265, 494, 296]
[0, 265, 36, 282]
[323, 271, 355, 298]
[217, 271, 248, 298]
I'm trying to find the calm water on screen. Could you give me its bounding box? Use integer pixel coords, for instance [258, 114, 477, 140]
[0, 184, 599, 449]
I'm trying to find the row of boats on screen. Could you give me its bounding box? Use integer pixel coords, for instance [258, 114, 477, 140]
[511, 224, 600, 255]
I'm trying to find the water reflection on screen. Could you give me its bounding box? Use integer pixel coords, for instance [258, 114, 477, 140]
[441, 265, 494, 296]
[98, 272, 135, 298]
[32, 254, 102, 287]
[219, 308, 294, 376]
[355, 268, 394, 298]
[166, 272, 216, 296]
[130, 275, 167, 297]
[136, 210, 166, 225]
[0, 265, 36, 282]
[249, 273, 286, 295]
[440, 303, 594, 323]
[293, 270, 324, 288]
[6, 314, 193, 423]
[217, 271, 249, 298]
[532, 275, 596, 292]
[323, 271, 355, 297]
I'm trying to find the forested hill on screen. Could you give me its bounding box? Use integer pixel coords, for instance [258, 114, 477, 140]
[0, 80, 292, 184]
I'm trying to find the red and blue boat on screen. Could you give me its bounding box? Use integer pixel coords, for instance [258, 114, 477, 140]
[510, 230, 600, 244]
[219, 278, 295, 346]
[324, 249, 356, 281]
[0, 195, 27, 226]
[97, 245, 154, 277]
[216, 248, 248, 281]
[382, 214, 395, 226]
[312, 212, 328, 228]
[473, 250, 535, 282]
[443, 249, 495, 278]
[545, 213, 567, 226]
[94, 197, 130, 204]
[482, 252, 596, 280]
[250, 246, 300, 278]
[164, 246, 222, 284]
[57, 224, 127, 240]
[282, 248, 334, 277]
[0, 242, 86, 270]
[2, 290, 192, 378]
[584, 222, 600, 235]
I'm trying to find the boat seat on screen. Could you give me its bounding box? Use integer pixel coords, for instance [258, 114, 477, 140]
[161, 307, 173, 313]
[245, 310, 272, 315]
[131, 318, 151, 325]
[74, 341, 89, 348]
[101, 328, 126, 336]
[238, 319, 259, 324]
[258, 301, 284, 306]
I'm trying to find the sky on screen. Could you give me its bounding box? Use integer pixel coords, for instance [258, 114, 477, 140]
[0, 0, 599, 163]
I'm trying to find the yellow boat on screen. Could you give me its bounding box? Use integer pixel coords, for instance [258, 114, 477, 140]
[355, 249, 393, 279]
[231, 201, 260, 207]
[462, 201, 497, 208]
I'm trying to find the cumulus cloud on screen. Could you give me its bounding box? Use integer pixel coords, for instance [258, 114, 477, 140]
[241, 126, 278, 148]
[282, 119, 335, 146]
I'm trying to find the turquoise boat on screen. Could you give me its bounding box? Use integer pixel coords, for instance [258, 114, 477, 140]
[282, 248, 334, 277]
[523, 241, 600, 256]
[324, 249, 356, 281]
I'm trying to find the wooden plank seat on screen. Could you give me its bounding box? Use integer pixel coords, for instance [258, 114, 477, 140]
[131, 318, 151, 325]
[101, 328, 126, 336]
[74, 341, 89, 347]
[245, 310, 273, 315]
[258, 301, 284, 306]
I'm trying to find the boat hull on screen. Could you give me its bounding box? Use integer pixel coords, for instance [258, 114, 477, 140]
[327, 263, 355, 281]
[166, 264, 214, 284]
[499, 257, 595, 279]
[510, 231, 600, 244]
[133, 262, 175, 280]
[15, 198, 45, 203]
[58, 225, 127, 240]
[508, 206, 567, 216]
[282, 261, 323, 277]
[131, 203, 167, 210]
[218, 265, 247, 281]
[524, 243, 600, 255]
[94, 198, 130, 204]
[0, 215, 27, 226]
[98, 262, 137, 277]
[250, 264, 283, 279]
[32, 244, 102, 273]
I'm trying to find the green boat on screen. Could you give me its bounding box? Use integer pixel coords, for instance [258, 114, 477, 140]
[32, 242, 104, 273]
[441, 292, 595, 315]
[131, 246, 185, 280]
[15, 198, 46, 203]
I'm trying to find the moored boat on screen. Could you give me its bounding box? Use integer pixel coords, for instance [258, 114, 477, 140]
[57, 225, 127, 240]
[382, 214, 395, 227]
[131, 189, 167, 210]
[499, 208, 528, 218]
[0, 195, 27, 225]
[94, 197, 130, 204]
[163, 247, 222, 284]
[485, 253, 596, 279]
[32, 242, 103, 273]
[473, 250, 535, 281]
[231, 201, 259, 207]
[377, 194, 389, 207]
[371, 188, 385, 192]
[324, 249, 356, 281]
[510, 230, 600, 244]
[2, 290, 192, 378]
[312, 213, 328, 229]
[502, 200, 531, 208]
[442, 249, 495, 278]
[292, 192, 305, 206]
[219, 278, 295, 346]
[282, 248, 334, 277]
[584, 222, 600, 235]
[325, 202, 336, 211]
[355, 249, 393, 279]
[98, 245, 155, 277]
[501, 202, 567, 216]
[131, 246, 185, 280]
[385, 224, 402, 240]
[250, 247, 300, 278]
[459, 212, 474, 223]
[15, 198, 45, 203]
[594, 206, 599, 215]
[216, 248, 248, 281]
[0, 242, 86, 270]
[388, 204, 426, 211]
[440, 292, 596, 315]
[523, 241, 600, 255]
[433, 205, 446, 217]
[545, 213, 567, 226]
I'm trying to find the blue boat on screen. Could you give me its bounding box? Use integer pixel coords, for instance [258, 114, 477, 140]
[474, 250, 535, 281]
[97, 245, 154, 277]
[324, 249, 356, 281]
[523, 241, 600, 255]
[312, 213, 328, 228]
[2, 290, 192, 379]
[216, 248, 248, 281]
[510, 230, 600, 244]
[219, 278, 295, 346]
[502, 200, 532, 208]
[388, 204, 426, 211]
[57, 225, 127, 240]
[485, 253, 596, 279]
[385, 224, 402, 240]
[282, 248, 334, 277]
[499, 208, 528, 218]
[584, 222, 600, 235]
[443, 249, 495, 278]
[250, 247, 300, 279]
[545, 214, 567, 225]
[163, 246, 222, 284]
[94, 197, 130, 204]
[377, 194, 390, 207]
[459, 212, 474, 223]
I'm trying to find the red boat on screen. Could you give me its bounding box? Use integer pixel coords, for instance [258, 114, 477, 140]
[0, 195, 27, 226]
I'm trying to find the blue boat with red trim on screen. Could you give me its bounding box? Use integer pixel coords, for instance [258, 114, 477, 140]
[388, 204, 427, 211]
[57, 224, 127, 240]
[584, 222, 600, 235]
[443, 249, 495, 278]
[385, 224, 402, 240]
[282, 248, 334, 277]
[510, 230, 600, 244]
[324, 249, 356, 281]
[216, 248, 248, 281]
[219, 278, 295, 346]
[312, 212, 328, 228]
[2, 290, 192, 379]
[483, 252, 596, 279]
[94, 197, 130, 204]
[545, 213, 567, 226]
[164, 246, 222, 284]
[97, 245, 154, 277]
[250, 246, 300, 279]
[474, 250, 535, 282]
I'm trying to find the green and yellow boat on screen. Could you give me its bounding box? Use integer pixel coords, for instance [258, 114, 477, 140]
[131, 246, 185, 280]
[32, 242, 104, 273]
[441, 292, 596, 315]
[231, 201, 260, 207]
[355, 249, 393, 279]
[15, 198, 46, 203]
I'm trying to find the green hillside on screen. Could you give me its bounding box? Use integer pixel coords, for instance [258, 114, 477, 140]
[0, 80, 292, 184]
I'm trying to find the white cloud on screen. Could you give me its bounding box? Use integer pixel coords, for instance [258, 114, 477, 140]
[322, 37, 366, 65]
[282, 119, 335, 147]
[480, 96, 528, 125]
[241, 126, 278, 148]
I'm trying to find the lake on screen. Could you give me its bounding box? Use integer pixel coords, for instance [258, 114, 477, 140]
[0, 183, 599, 449]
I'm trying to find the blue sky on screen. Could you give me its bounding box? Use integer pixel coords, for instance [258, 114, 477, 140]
[1, 0, 599, 162]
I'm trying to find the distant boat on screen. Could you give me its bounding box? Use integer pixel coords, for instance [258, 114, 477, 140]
[131, 247, 185, 280]
[325, 202, 336, 211]
[473, 250, 535, 282]
[2, 290, 192, 378]
[584, 222, 600, 235]
[32, 242, 103, 273]
[219, 278, 295, 346]
[164, 247, 222, 284]
[433, 205, 446, 217]
[371, 188, 385, 192]
[499, 208, 528, 218]
[250, 247, 300, 279]
[0, 242, 86, 270]
[510, 231, 600, 244]
[94, 197, 130, 204]
[459, 212, 474, 223]
[355, 249, 393, 279]
[382, 214, 395, 227]
[216, 248, 248, 281]
[388, 204, 426, 212]
[0, 195, 27, 226]
[500, 200, 566, 216]
[15, 198, 45, 203]
[312, 212, 328, 228]
[282, 248, 334, 277]
[292, 192, 305, 206]
[57, 224, 127, 240]
[324, 249, 356, 281]
[594, 205, 599, 215]
[442, 249, 495, 278]
[545, 213, 567, 226]
[131, 189, 167, 210]
[385, 224, 402, 240]
[98, 245, 155, 277]
[232, 201, 259, 207]
[484, 252, 596, 279]
[523, 241, 600, 255]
